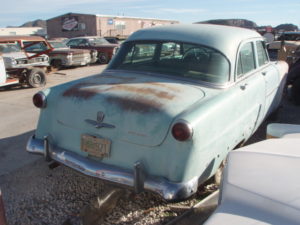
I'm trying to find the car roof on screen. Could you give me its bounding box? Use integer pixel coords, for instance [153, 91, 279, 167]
[69, 36, 105, 40]
[126, 23, 262, 63]
[0, 36, 46, 42]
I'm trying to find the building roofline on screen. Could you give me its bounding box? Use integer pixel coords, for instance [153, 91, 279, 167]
[96, 14, 178, 22]
[46, 12, 178, 22]
[46, 12, 96, 21]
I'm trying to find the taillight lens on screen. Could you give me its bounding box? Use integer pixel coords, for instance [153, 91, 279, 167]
[33, 92, 47, 108]
[171, 122, 193, 142]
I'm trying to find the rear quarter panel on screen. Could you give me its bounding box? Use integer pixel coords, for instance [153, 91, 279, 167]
[177, 76, 266, 183]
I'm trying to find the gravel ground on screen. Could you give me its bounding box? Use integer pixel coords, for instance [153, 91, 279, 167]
[0, 158, 217, 225]
[1, 85, 300, 225]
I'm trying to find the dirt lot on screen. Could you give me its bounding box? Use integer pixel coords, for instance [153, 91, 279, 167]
[0, 65, 106, 176]
[1, 65, 300, 225]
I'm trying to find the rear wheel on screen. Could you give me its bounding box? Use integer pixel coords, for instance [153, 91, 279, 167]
[292, 78, 300, 105]
[98, 53, 108, 64]
[27, 68, 47, 88]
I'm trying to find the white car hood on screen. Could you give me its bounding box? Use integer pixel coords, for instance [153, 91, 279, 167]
[3, 51, 47, 59]
[2, 51, 28, 59]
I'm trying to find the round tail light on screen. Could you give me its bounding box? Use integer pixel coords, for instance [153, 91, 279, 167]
[33, 92, 47, 108]
[171, 121, 193, 142]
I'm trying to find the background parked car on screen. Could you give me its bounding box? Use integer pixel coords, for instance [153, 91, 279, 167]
[268, 32, 300, 105]
[47, 41, 98, 69]
[104, 37, 120, 44]
[27, 24, 288, 201]
[66, 36, 119, 64]
[0, 36, 50, 88]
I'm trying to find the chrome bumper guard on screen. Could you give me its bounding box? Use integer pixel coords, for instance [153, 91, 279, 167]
[26, 135, 199, 201]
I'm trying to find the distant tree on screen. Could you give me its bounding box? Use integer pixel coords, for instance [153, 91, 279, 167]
[275, 24, 298, 32]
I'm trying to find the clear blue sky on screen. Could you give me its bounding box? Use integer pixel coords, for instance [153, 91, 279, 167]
[1, 0, 299, 28]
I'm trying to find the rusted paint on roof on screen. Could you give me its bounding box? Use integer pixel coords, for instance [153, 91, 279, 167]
[106, 96, 162, 113]
[0, 36, 46, 42]
[62, 83, 98, 99]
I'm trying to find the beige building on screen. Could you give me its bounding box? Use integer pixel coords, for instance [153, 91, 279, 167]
[0, 27, 46, 36]
[46, 13, 178, 39]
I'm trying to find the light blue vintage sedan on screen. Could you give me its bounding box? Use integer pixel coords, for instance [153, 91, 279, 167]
[27, 24, 288, 201]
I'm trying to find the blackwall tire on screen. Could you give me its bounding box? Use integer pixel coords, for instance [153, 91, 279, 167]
[98, 53, 108, 64]
[27, 68, 47, 88]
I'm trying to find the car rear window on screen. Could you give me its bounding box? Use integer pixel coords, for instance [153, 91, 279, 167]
[109, 41, 230, 84]
[89, 38, 110, 45]
[50, 41, 67, 49]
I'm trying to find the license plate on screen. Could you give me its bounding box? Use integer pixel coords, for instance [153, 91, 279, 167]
[81, 134, 111, 158]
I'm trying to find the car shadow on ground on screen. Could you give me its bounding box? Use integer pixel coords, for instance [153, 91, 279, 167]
[0, 130, 40, 176]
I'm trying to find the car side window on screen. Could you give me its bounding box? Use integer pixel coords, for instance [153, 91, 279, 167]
[160, 42, 182, 59]
[23, 41, 48, 52]
[78, 39, 88, 46]
[67, 39, 81, 47]
[124, 43, 156, 64]
[256, 41, 269, 67]
[237, 42, 256, 77]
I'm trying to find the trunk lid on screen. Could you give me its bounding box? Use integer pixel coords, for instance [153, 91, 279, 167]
[54, 71, 205, 147]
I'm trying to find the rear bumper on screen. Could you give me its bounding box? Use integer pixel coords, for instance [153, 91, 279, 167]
[63, 57, 90, 66]
[26, 135, 199, 201]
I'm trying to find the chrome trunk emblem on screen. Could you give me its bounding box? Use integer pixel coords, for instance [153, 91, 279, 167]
[85, 112, 115, 129]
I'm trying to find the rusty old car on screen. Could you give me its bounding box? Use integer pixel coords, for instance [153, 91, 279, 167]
[66, 36, 119, 64]
[27, 24, 288, 201]
[0, 36, 51, 88]
[47, 40, 98, 68]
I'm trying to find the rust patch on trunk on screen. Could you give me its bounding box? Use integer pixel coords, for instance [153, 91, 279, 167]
[148, 82, 182, 92]
[106, 85, 175, 100]
[62, 78, 177, 102]
[106, 96, 162, 113]
[62, 83, 98, 99]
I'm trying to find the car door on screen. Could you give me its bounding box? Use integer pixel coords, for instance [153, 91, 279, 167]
[234, 41, 266, 138]
[255, 40, 280, 116]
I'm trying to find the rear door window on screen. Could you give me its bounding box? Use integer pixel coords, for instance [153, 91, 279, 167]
[256, 41, 269, 67]
[237, 42, 256, 77]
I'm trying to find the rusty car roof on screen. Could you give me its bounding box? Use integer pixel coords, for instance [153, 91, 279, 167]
[126, 24, 262, 65]
[69, 36, 106, 39]
[0, 36, 47, 42]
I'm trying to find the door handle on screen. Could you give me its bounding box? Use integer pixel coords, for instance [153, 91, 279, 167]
[240, 83, 248, 90]
[262, 71, 267, 76]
